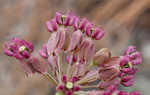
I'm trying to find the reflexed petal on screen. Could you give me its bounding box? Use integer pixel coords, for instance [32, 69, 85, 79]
[47, 32, 59, 55]
[55, 28, 66, 55]
[48, 55, 58, 71]
[77, 38, 95, 62]
[67, 30, 83, 52]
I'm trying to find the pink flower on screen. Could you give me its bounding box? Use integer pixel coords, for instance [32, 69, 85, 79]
[19, 56, 46, 76]
[3, 12, 142, 95]
[3, 37, 33, 60]
[91, 27, 104, 40]
[119, 46, 142, 87]
[46, 18, 58, 32]
[63, 12, 71, 26]
[120, 55, 139, 74]
[56, 75, 80, 95]
[124, 46, 142, 65]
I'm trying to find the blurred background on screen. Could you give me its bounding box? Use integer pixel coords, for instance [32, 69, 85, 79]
[0, 0, 150, 95]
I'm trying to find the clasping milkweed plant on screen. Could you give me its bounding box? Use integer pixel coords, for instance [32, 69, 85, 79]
[3, 11, 142, 95]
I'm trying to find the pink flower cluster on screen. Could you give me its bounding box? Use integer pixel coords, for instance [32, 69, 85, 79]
[88, 85, 141, 95]
[3, 11, 142, 95]
[3, 37, 33, 59]
[46, 12, 104, 40]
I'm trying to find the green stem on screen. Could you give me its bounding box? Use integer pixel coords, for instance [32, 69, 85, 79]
[57, 54, 62, 83]
[80, 85, 98, 89]
[43, 72, 58, 86]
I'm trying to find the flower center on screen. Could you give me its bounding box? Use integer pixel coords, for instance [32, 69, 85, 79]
[61, 15, 66, 23]
[19, 45, 27, 52]
[90, 28, 95, 34]
[124, 62, 132, 68]
[66, 82, 73, 89]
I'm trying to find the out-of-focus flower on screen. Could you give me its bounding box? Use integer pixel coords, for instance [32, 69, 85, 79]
[19, 56, 47, 76]
[124, 46, 142, 65]
[3, 37, 33, 60]
[46, 18, 58, 33]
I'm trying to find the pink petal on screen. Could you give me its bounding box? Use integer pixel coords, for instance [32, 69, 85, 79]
[48, 55, 58, 71]
[47, 32, 59, 55]
[67, 30, 83, 52]
[55, 28, 66, 55]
